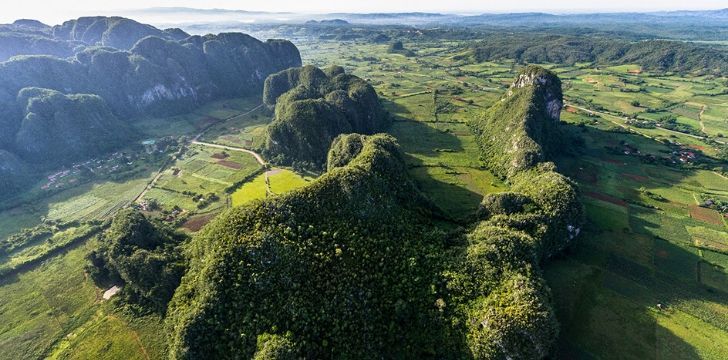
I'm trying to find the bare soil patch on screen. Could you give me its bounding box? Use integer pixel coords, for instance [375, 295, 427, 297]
[182, 213, 217, 232]
[585, 191, 627, 207]
[217, 160, 242, 169]
[688, 205, 724, 226]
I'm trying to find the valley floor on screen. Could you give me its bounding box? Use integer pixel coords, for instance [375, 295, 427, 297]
[0, 39, 726, 359]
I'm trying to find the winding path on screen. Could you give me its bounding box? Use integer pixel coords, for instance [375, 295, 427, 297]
[133, 103, 265, 204]
[565, 102, 725, 144]
[191, 141, 266, 165]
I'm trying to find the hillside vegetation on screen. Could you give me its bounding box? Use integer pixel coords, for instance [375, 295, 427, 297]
[464, 35, 728, 75]
[164, 66, 582, 359]
[166, 134, 448, 358]
[0, 17, 302, 198]
[448, 65, 583, 358]
[262, 65, 388, 169]
[86, 209, 186, 313]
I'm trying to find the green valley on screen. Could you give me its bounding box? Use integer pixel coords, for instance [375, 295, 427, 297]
[0, 7, 726, 360]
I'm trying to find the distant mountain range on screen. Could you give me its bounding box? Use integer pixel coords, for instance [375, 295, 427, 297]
[122, 7, 728, 26]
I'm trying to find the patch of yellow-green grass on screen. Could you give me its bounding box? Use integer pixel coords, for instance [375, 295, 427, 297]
[655, 308, 728, 360]
[268, 169, 311, 195]
[49, 310, 164, 360]
[231, 173, 268, 206]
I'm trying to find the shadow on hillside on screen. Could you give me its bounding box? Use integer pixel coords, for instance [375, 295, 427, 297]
[545, 123, 726, 358]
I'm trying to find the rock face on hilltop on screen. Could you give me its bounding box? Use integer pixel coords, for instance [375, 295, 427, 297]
[455, 65, 583, 358]
[473, 65, 564, 177]
[52, 16, 188, 50]
[14, 88, 131, 163]
[166, 134, 445, 359]
[262, 65, 388, 169]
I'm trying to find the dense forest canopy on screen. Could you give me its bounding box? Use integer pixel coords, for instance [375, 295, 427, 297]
[462, 35, 728, 75]
[262, 65, 388, 169]
[86, 209, 186, 312]
[164, 66, 583, 359]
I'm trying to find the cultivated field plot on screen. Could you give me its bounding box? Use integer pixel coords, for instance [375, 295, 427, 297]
[548, 112, 728, 359]
[301, 39, 728, 358]
[231, 169, 312, 207]
[133, 97, 263, 138]
[145, 144, 263, 212]
[0, 242, 164, 360]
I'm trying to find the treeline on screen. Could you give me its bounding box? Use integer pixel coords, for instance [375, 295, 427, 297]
[86, 209, 186, 313]
[463, 35, 728, 75]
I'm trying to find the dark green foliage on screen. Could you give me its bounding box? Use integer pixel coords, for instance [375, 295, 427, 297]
[387, 41, 415, 57]
[14, 88, 132, 163]
[253, 333, 297, 360]
[0, 149, 28, 194]
[0, 18, 301, 193]
[470, 66, 563, 177]
[167, 134, 448, 359]
[263, 65, 388, 169]
[87, 209, 186, 312]
[448, 66, 583, 358]
[467, 35, 728, 75]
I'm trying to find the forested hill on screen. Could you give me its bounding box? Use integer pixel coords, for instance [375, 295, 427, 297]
[0, 17, 301, 197]
[462, 35, 727, 75]
[166, 134, 447, 359]
[0, 16, 189, 61]
[262, 65, 388, 169]
[163, 67, 583, 359]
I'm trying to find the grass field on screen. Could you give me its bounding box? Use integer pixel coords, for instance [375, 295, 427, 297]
[0, 37, 725, 359]
[300, 39, 728, 358]
[231, 168, 312, 207]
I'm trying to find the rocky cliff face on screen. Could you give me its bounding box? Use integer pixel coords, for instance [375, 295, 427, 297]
[473, 65, 564, 177]
[14, 88, 131, 163]
[509, 65, 563, 121]
[0, 17, 302, 197]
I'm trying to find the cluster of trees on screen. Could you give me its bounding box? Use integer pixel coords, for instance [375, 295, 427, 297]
[166, 134, 451, 358]
[86, 209, 186, 312]
[457, 66, 583, 357]
[0, 16, 302, 199]
[387, 41, 415, 57]
[464, 35, 727, 75]
[164, 67, 584, 356]
[262, 65, 389, 170]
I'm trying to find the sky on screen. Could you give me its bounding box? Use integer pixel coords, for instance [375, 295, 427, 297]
[0, 0, 725, 24]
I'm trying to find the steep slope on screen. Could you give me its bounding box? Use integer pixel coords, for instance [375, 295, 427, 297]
[451, 65, 583, 358]
[52, 16, 188, 50]
[165, 67, 583, 360]
[263, 65, 388, 169]
[13, 88, 132, 163]
[0, 19, 301, 198]
[166, 134, 446, 359]
[0, 150, 28, 193]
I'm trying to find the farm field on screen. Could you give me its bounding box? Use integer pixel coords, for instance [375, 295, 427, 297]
[231, 168, 312, 207]
[0, 36, 725, 359]
[300, 39, 728, 358]
[0, 240, 164, 360]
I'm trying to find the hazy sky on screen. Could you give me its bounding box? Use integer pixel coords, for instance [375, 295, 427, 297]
[1, 1, 725, 24]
